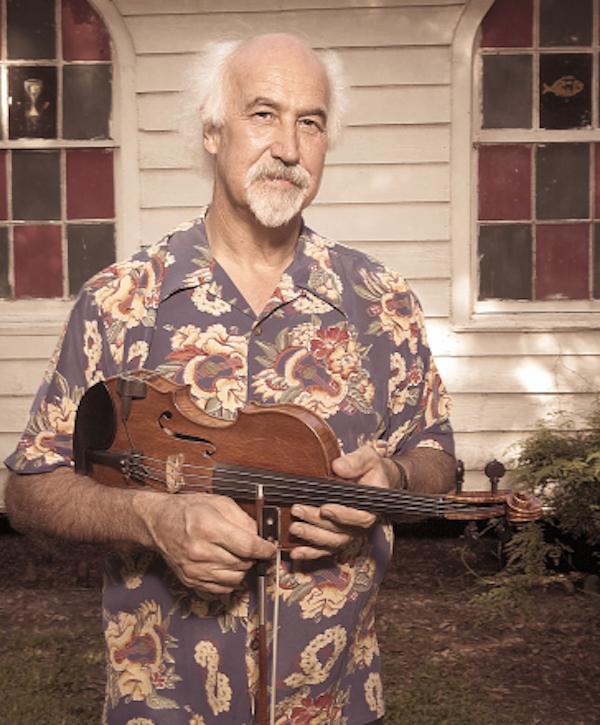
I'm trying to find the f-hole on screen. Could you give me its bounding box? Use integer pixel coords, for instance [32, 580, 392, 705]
[158, 411, 217, 456]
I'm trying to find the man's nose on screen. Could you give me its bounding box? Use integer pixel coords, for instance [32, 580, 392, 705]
[270, 122, 300, 165]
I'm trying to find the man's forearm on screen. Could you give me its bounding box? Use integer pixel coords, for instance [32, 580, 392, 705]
[393, 448, 456, 494]
[6, 468, 161, 547]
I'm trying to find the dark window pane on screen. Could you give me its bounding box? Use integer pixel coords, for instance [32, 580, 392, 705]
[594, 225, 600, 298]
[540, 0, 592, 47]
[482, 55, 532, 128]
[67, 148, 114, 219]
[0, 152, 7, 220]
[63, 65, 112, 139]
[479, 224, 532, 299]
[62, 0, 111, 61]
[479, 144, 531, 220]
[536, 144, 589, 219]
[12, 150, 61, 220]
[9, 65, 57, 139]
[536, 223, 589, 300]
[7, 0, 56, 60]
[481, 0, 533, 48]
[67, 223, 115, 294]
[14, 224, 63, 298]
[540, 54, 592, 129]
[0, 228, 10, 297]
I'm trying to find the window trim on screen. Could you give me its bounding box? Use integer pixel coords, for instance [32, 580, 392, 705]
[451, 0, 600, 331]
[0, 0, 140, 333]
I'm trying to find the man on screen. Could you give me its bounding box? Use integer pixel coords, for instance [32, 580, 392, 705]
[5, 34, 455, 724]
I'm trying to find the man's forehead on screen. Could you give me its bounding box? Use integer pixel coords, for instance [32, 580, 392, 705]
[226, 36, 330, 111]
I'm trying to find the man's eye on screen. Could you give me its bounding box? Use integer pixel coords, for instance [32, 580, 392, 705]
[299, 118, 323, 133]
[254, 111, 274, 120]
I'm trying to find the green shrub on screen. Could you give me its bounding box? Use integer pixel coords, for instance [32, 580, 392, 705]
[471, 400, 600, 607]
[511, 399, 600, 549]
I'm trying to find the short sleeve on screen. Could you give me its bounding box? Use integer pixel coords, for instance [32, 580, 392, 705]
[4, 288, 119, 474]
[377, 272, 454, 458]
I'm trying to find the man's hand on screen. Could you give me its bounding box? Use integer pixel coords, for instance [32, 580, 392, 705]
[289, 444, 400, 561]
[136, 492, 276, 594]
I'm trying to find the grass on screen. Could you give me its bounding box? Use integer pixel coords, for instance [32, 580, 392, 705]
[383, 659, 501, 725]
[0, 625, 105, 724]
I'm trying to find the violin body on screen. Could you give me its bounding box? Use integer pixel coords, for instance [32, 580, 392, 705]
[74, 371, 542, 548]
[74, 370, 348, 547]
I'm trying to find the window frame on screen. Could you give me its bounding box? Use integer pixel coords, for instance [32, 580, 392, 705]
[0, 0, 140, 333]
[451, 0, 600, 330]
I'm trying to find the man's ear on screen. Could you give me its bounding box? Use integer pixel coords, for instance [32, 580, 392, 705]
[203, 123, 221, 155]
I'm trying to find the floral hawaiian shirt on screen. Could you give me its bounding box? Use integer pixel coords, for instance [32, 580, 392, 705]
[6, 210, 453, 725]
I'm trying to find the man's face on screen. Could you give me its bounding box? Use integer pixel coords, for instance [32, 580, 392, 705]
[204, 38, 330, 228]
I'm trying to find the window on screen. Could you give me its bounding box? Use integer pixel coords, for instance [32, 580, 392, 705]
[0, 0, 116, 300]
[452, 0, 600, 328]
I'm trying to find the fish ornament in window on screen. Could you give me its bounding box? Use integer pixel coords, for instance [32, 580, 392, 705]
[542, 75, 584, 98]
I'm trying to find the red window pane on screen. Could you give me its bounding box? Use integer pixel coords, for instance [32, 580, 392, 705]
[479, 145, 531, 220]
[62, 0, 111, 61]
[536, 224, 589, 300]
[14, 225, 63, 298]
[0, 152, 7, 220]
[481, 0, 533, 48]
[66, 148, 114, 219]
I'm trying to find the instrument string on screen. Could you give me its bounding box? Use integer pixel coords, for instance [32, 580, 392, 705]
[114, 453, 452, 516]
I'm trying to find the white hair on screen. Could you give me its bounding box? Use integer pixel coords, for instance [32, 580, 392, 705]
[178, 35, 348, 175]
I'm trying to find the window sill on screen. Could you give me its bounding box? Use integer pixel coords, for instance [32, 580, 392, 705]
[0, 299, 72, 335]
[453, 309, 600, 332]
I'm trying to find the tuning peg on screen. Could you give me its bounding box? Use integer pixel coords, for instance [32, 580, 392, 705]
[455, 459, 465, 493]
[484, 459, 506, 494]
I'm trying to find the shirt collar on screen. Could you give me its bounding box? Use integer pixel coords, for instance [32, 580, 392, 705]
[156, 210, 346, 317]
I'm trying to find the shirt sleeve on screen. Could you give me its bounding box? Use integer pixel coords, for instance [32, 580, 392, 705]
[4, 288, 119, 474]
[379, 273, 455, 459]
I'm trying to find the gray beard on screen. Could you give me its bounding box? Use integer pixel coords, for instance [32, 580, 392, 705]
[246, 181, 308, 227]
[244, 159, 310, 228]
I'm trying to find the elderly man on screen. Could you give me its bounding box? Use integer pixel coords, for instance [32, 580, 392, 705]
[6, 34, 454, 724]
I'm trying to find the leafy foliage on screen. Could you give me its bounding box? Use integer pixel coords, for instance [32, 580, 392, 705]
[511, 399, 600, 547]
[471, 400, 600, 608]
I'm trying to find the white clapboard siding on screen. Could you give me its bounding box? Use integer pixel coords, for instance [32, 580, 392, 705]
[118, 0, 463, 15]
[0, 360, 49, 397]
[328, 125, 451, 164]
[136, 45, 452, 94]
[425, 322, 600, 358]
[437, 356, 600, 395]
[318, 164, 450, 204]
[0, 334, 58, 360]
[348, 85, 450, 126]
[303, 203, 449, 241]
[0, 433, 21, 465]
[451, 393, 599, 433]
[139, 126, 451, 169]
[141, 169, 212, 208]
[4, 397, 33, 433]
[123, 6, 463, 54]
[343, 241, 450, 279]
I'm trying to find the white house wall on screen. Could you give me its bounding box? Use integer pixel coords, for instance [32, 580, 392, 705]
[1, 0, 599, 502]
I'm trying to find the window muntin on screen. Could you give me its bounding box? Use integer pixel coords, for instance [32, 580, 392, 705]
[0, 0, 115, 300]
[476, 0, 600, 304]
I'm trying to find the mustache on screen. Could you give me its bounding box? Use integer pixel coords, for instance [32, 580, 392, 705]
[245, 159, 310, 190]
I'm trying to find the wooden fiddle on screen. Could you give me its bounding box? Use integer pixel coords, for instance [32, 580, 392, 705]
[73, 370, 542, 548]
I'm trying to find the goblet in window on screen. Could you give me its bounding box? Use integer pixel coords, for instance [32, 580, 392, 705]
[24, 78, 43, 121]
